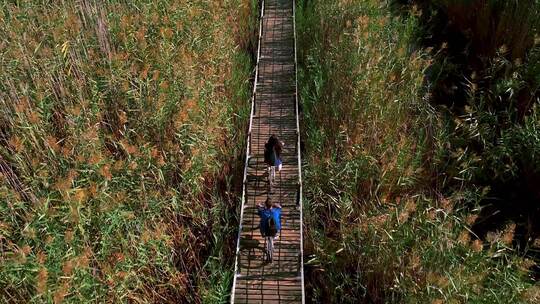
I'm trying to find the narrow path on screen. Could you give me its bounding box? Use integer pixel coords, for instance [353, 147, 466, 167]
[231, 0, 304, 303]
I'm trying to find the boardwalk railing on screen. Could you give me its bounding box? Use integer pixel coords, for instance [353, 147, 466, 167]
[292, 0, 305, 301]
[230, 0, 265, 299]
[231, 0, 304, 303]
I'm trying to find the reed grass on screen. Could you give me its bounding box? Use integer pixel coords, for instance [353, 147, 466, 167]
[0, 0, 255, 303]
[297, 0, 539, 303]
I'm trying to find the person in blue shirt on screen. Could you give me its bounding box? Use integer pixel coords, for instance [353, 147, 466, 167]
[257, 198, 282, 262]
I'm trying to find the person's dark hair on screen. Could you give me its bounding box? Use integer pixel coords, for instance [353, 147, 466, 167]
[268, 134, 282, 157]
[274, 140, 282, 157]
[265, 198, 272, 209]
[268, 135, 278, 146]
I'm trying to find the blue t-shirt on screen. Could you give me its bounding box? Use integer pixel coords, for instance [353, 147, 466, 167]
[258, 207, 282, 236]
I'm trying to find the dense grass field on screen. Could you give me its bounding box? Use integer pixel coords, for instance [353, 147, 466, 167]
[0, 0, 256, 303]
[2, 0, 539, 303]
[297, 0, 540, 303]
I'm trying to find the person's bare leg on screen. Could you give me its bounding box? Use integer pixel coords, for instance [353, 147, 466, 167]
[266, 236, 273, 262]
[270, 166, 275, 184]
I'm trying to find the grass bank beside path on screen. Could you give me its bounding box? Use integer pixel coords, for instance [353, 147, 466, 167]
[0, 0, 256, 303]
[297, 0, 540, 303]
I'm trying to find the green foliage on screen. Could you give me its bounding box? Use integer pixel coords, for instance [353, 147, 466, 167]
[0, 0, 254, 302]
[297, 0, 539, 303]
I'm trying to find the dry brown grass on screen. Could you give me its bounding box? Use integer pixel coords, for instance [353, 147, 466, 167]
[0, 0, 255, 302]
[298, 0, 538, 302]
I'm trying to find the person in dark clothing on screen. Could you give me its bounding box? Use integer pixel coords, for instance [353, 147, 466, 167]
[264, 135, 284, 186]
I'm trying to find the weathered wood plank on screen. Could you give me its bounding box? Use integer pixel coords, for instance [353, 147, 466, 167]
[231, 0, 304, 303]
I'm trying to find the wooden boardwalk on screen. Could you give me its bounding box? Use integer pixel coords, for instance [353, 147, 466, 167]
[231, 0, 304, 303]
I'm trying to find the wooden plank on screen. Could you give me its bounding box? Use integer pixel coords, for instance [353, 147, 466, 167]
[231, 0, 304, 303]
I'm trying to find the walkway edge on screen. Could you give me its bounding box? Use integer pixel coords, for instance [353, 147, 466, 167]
[230, 1, 265, 303]
[292, 1, 306, 303]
